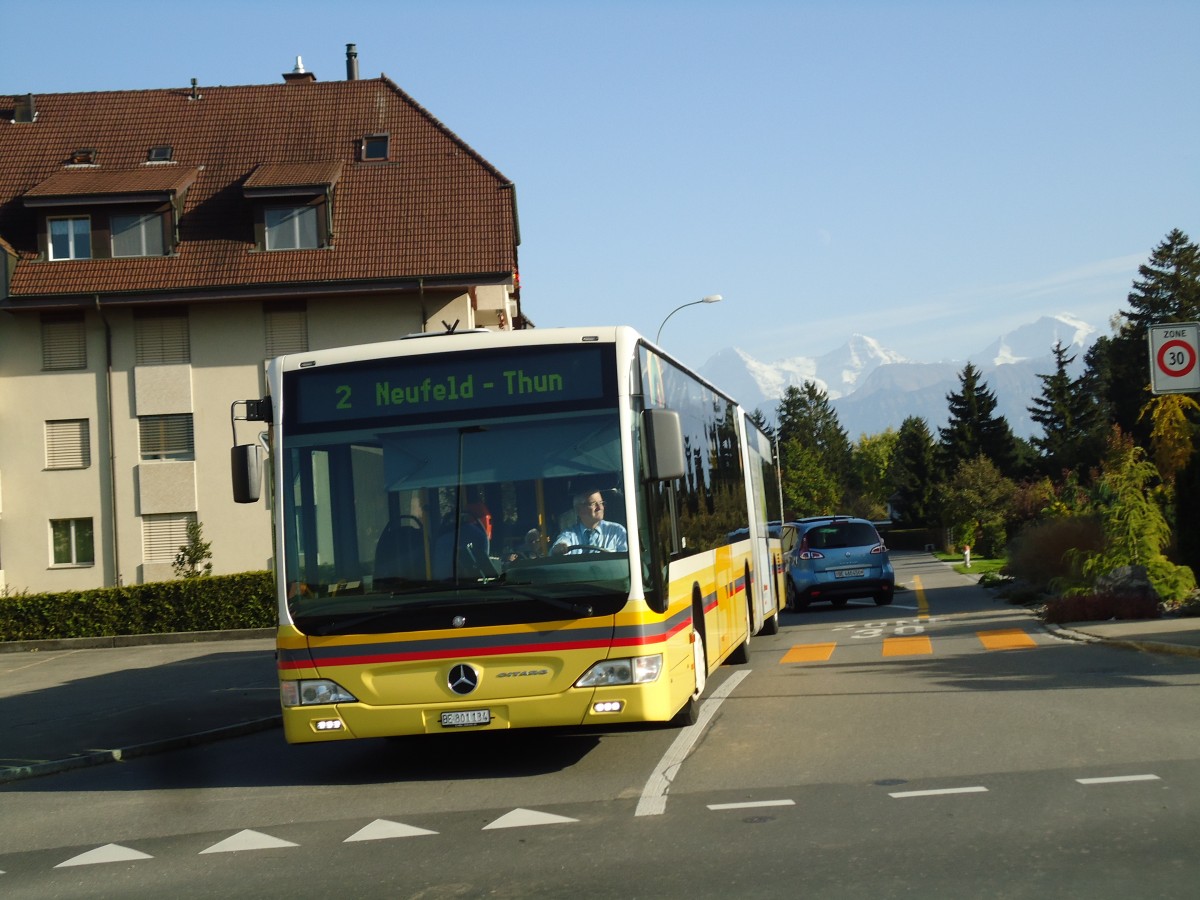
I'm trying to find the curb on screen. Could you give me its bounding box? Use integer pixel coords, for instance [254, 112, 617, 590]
[0, 715, 281, 785]
[1045, 624, 1200, 659]
[0, 628, 274, 655]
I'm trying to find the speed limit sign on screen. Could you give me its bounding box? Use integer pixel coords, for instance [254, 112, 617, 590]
[1148, 322, 1200, 394]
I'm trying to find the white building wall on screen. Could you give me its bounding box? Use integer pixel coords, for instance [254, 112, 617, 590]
[0, 283, 514, 595]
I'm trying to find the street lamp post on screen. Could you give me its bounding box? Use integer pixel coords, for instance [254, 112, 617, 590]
[655, 294, 723, 345]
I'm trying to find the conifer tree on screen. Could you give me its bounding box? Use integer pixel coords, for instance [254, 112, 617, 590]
[1086, 229, 1200, 440]
[1028, 341, 1105, 476]
[938, 363, 1019, 476]
[889, 416, 936, 526]
[776, 382, 851, 513]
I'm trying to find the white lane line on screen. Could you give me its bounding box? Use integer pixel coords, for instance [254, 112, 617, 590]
[635, 670, 750, 817]
[889, 786, 989, 798]
[708, 799, 795, 811]
[1076, 774, 1161, 785]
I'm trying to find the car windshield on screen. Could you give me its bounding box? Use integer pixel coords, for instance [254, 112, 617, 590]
[281, 408, 633, 632]
[806, 522, 880, 549]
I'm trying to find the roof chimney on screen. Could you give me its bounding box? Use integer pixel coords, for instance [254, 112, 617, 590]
[283, 56, 317, 83]
[346, 43, 359, 80]
[14, 93, 37, 123]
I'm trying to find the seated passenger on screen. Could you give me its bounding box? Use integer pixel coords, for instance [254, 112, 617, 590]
[551, 489, 628, 555]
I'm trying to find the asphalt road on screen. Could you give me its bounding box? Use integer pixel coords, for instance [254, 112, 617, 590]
[2, 552, 1198, 899]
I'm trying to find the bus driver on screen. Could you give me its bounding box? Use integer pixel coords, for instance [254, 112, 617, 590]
[551, 489, 628, 555]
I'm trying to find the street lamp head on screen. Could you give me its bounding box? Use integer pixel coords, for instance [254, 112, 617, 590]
[655, 293, 725, 345]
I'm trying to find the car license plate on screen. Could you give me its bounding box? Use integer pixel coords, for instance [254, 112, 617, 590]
[441, 709, 490, 727]
[835, 568, 865, 578]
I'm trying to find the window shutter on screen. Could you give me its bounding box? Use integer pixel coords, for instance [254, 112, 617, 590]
[135, 312, 190, 364]
[42, 315, 87, 370]
[45, 419, 91, 469]
[143, 512, 195, 562]
[139, 414, 194, 460]
[266, 308, 309, 357]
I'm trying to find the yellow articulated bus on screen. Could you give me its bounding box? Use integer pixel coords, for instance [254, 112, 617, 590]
[232, 326, 784, 742]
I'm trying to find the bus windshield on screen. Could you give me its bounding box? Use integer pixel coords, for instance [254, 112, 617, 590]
[281, 408, 632, 634]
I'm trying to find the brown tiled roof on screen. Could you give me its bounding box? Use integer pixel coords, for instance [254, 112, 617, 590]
[243, 161, 344, 192]
[0, 77, 518, 306]
[24, 165, 200, 201]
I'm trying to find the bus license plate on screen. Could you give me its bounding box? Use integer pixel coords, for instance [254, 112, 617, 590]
[835, 568, 865, 578]
[441, 709, 490, 728]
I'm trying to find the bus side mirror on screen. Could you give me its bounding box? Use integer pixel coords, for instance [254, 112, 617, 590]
[642, 408, 685, 481]
[232, 444, 262, 503]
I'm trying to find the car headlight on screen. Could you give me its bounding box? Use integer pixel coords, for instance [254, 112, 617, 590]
[576, 654, 663, 687]
[280, 679, 358, 707]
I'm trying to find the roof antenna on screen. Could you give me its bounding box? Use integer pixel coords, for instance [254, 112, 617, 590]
[189, 78, 202, 101]
[442, 319, 461, 334]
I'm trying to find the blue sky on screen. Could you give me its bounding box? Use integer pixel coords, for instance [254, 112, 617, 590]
[6, 1, 1198, 371]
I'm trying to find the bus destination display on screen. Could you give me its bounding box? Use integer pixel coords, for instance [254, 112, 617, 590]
[289, 345, 610, 426]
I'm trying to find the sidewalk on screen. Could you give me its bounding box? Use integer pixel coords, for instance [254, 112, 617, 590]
[1048, 615, 1200, 658]
[2, 612, 1199, 786]
[0, 630, 279, 785]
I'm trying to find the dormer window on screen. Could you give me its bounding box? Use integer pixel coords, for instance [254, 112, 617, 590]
[68, 148, 98, 165]
[362, 134, 389, 161]
[244, 161, 342, 252]
[49, 216, 91, 259]
[147, 145, 173, 163]
[264, 205, 319, 250]
[112, 212, 166, 257]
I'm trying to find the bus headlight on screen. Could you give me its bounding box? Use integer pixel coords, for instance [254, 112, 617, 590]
[281, 679, 358, 707]
[575, 654, 663, 687]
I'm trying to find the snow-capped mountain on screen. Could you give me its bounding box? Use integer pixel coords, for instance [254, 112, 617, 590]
[698, 315, 1098, 440]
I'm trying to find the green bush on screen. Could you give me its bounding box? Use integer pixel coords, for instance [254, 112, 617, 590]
[1003, 516, 1105, 593]
[0, 572, 275, 642]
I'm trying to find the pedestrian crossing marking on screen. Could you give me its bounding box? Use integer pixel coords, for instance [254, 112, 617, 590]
[977, 629, 1037, 650]
[782, 628, 1041, 663]
[781, 642, 837, 663]
[882, 636, 933, 656]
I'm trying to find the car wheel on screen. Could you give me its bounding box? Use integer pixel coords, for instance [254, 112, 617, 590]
[786, 579, 808, 611]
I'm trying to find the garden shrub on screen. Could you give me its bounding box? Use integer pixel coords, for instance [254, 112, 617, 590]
[0, 572, 275, 642]
[1003, 516, 1104, 593]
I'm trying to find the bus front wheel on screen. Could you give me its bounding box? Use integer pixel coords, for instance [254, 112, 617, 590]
[671, 630, 707, 727]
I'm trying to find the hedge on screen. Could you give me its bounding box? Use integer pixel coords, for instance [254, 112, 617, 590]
[0, 572, 275, 642]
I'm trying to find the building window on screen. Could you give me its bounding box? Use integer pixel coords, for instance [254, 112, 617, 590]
[45, 419, 91, 469]
[264, 205, 319, 250]
[134, 309, 190, 364]
[51, 518, 95, 566]
[362, 134, 389, 161]
[112, 212, 166, 257]
[41, 313, 87, 369]
[265, 304, 309, 357]
[147, 145, 173, 162]
[49, 216, 91, 260]
[143, 512, 195, 563]
[139, 413, 194, 461]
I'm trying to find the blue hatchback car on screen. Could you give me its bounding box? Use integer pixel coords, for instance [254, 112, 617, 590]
[783, 516, 894, 610]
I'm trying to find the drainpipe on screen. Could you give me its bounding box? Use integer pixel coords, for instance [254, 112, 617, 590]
[95, 295, 121, 586]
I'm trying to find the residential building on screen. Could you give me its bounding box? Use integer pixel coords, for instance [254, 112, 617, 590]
[0, 48, 522, 593]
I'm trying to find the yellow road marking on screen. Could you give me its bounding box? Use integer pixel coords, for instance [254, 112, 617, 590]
[913, 574, 929, 620]
[782, 642, 837, 663]
[977, 629, 1037, 650]
[882, 635, 933, 656]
